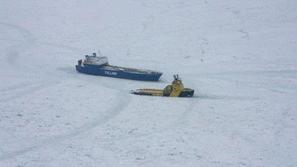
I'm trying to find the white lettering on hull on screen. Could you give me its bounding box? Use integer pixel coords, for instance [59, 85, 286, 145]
[105, 71, 118, 76]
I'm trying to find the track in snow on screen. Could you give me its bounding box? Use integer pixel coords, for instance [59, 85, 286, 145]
[0, 22, 133, 160]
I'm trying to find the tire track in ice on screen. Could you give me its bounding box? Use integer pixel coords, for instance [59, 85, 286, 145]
[0, 22, 82, 77]
[0, 75, 65, 104]
[0, 82, 46, 103]
[0, 79, 63, 104]
[0, 23, 51, 104]
[0, 22, 35, 65]
[0, 82, 36, 93]
[0, 22, 132, 160]
[0, 22, 84, 104]
[5, 76, 131, 159]
[0, 78, 131, 160]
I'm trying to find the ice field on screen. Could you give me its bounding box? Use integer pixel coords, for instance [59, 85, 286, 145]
[0, 0, 297, 166]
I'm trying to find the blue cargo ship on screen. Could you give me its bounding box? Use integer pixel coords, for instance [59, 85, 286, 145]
[75, 53, 162, 81]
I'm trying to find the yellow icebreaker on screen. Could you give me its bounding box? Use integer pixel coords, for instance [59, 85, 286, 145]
[131, 75, 194, 97]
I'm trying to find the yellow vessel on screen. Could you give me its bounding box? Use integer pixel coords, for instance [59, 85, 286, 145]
[131, 75, 194, 97]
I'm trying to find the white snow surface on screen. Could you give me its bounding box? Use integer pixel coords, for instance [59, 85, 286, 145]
[0, 0, 297, 166]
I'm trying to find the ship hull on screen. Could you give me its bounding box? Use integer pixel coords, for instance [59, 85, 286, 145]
[76, 64, 162, 81]
[131, 88, 194, 97]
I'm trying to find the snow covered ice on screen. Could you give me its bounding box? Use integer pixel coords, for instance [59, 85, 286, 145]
[0, 0, 297, 166]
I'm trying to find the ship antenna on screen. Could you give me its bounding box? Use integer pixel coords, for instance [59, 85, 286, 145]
[98, 49, 102, 57]
[173, 74, 180, 80]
